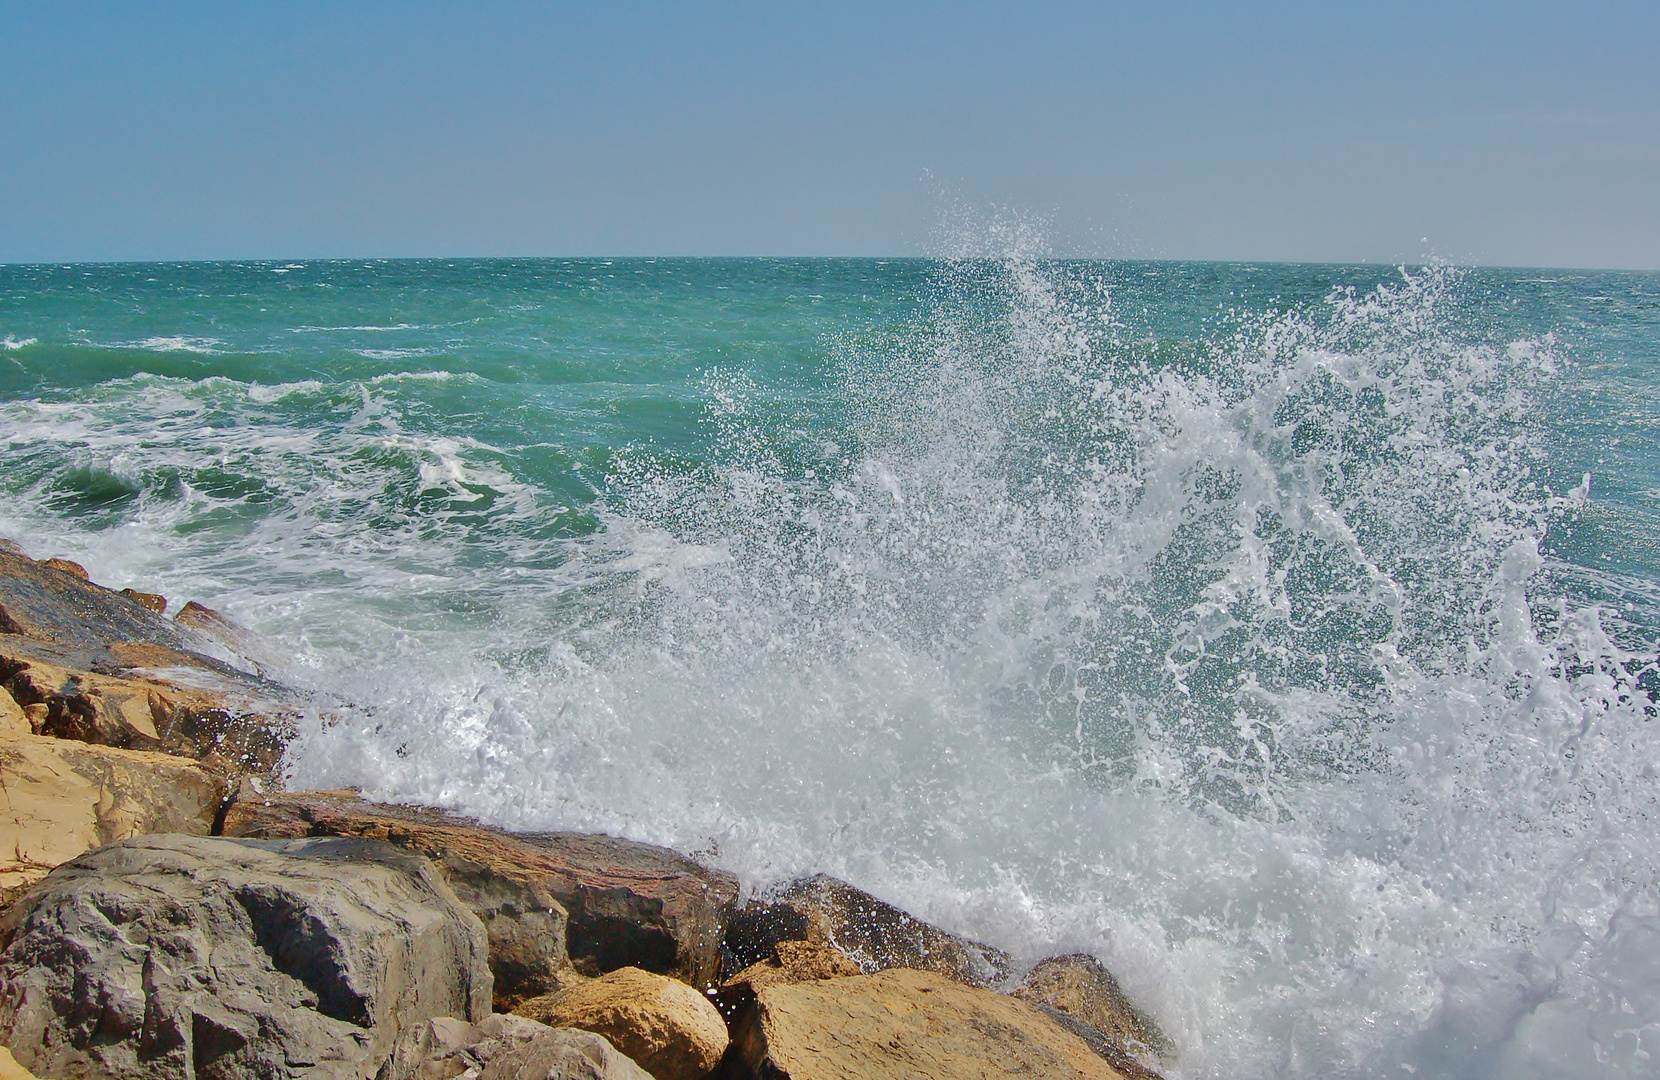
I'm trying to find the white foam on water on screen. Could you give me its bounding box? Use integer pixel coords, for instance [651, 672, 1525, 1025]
[2, 259, 1655, 1078]
[291, 323, 423, 333]
[103, 335, 226, 354]
[1, 335, 37, 350]
[284, 258, 1660, 1078]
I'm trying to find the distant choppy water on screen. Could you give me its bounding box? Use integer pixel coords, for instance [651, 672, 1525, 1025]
[3, 257, 1658, 1078]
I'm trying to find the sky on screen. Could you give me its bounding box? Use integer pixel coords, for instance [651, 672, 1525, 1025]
[1, 1, 1656, 268]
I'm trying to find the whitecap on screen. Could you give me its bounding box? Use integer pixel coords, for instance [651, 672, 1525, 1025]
[106, 336, 225, 354]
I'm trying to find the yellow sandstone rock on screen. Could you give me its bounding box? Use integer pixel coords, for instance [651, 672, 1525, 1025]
[514, 966, 727, 1080]
[0, 693, 26, 739]
[0, 1046, 42, 1080]
[0, 731, 226, 901]
[729, 967, 1134, 1080]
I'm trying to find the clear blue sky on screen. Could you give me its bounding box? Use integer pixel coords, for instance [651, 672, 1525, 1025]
[2, 1, 1656, 267]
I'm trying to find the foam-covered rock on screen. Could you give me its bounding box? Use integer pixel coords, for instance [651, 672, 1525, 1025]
[1013, 954, 1169, 1078]
[722, 873, 1011, 987]
[0, 834, 491, 1080]
[514, 967, 727, 1080]
[722, 967, 1133, 1080]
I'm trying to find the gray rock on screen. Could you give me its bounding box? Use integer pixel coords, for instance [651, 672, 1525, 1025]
[380, 1014, 652, 1080]
[481, 1028, 654, 1080]
[0, 833, 492, 1080]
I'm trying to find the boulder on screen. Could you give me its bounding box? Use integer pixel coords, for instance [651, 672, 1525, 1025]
[380, 1014, 653, 1080]
[719, 967, 1132, 1080]
[712, 941, 861, 1025]
[39, 558, 88, 581]
[224, 792, 739, 998]
[0, 834, 491, 1080]
[0, 550, 297, 776]
[0, 1047, 42, 1080]
[0, 688, 27, 737]
[0, 651, 291, 776]
[514, 967, 727, 1080]
[378, 1013, 547, 1080]
[176, 600, 288, 678]
[0, 733, 226, 903]
[120, 588, 168, 614]
[1013, 954, 1169, 1079]
[722, 874, 1011, 988]
[0, 549, 207, 670]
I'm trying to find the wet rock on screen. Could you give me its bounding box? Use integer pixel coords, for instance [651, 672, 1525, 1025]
[0, 551, 297, 777]
[223, 791, 739, 1002]
[120, 588, 168, 614]
[711, 940, 861, 1025]
[1013, 954, 1170, 1078]
[177, 599, 290, 677]
[0, 833, 491, 1080]
[0, 652, 291, 776]
[39, 558, 88, 581]
[514, 967, 727, 1080]
[0, 733, 226, 903]
[721, 873, 1012, 987]
[718, 967, 1131, 1080]
[0, 548, 269, 683]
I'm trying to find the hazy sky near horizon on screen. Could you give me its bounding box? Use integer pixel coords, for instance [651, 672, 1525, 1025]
[2, 2, 1656, 268]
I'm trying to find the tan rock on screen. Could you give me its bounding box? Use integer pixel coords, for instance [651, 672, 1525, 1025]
[723, 873, 1012, 987]
[714, 940, 863, 1028]
[1014, 954, 1170, 1078]
[727, 967, 1133, 1080]
[119, 588, 167, 614]
[39, 559, 87, 581]
[0, 732, 226, 902]
[224, 791, 740, 1001]
[514, 967, 727, 1080]
[0, 1046, 42, 1080]
[0, 692, 26, 738]
[0, 652, 290, 776]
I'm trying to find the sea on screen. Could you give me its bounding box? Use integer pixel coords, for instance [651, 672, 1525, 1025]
[1, 255, 1656, 1078]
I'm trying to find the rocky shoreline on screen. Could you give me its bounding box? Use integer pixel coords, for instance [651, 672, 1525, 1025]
[0, 544, 1167, 1080]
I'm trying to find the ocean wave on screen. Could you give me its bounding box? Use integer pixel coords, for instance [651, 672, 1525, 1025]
[352, 348, 435, 360]
[1, 335, 37, 350]
[102, 335, 226, 354]
[246, 380, 325, 403]
[290, 323, 424, 333]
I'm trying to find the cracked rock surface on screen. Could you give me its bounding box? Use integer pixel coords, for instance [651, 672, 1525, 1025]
[0, 834, 491, 1080]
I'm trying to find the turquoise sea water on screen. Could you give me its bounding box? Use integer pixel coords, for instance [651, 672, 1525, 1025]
[2, 257, 1658, 1078]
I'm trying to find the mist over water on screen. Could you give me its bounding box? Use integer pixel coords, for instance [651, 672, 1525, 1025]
[1, 255, 1657, 1077]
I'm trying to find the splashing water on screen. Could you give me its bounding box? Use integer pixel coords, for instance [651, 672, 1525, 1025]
[1, 255, 1656, 1077]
